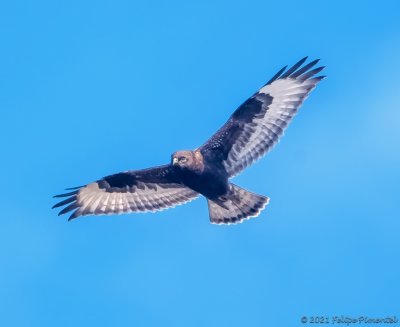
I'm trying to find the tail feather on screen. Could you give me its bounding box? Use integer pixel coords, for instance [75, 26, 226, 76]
[207, 184, 269, 225]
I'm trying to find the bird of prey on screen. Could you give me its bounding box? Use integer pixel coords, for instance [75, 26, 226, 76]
[53, 57, 325, 225]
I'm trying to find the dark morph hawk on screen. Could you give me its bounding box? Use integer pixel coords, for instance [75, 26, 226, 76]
[53, 57, 325, 225]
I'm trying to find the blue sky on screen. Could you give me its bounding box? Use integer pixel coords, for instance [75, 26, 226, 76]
[1, 0, 399, 326]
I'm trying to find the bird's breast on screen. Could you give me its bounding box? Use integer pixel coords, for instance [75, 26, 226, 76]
[178, 168, 228, 199]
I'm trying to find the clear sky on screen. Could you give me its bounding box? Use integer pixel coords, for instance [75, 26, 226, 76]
[1, 1, 399, 326]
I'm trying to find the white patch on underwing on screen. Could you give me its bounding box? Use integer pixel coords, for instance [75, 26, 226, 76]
[73, 182, 199, 217]
[225, 77, 321, 177]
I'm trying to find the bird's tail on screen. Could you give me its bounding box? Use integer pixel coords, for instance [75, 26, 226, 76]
[207, 184, 269, 225]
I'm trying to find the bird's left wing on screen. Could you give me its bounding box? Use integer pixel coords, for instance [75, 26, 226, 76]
[53, 165, 198, 220]
[199, 57, 325, 177]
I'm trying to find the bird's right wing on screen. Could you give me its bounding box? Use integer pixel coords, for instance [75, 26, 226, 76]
[53, 165, 198, 220]
[199, 57, 325, 177]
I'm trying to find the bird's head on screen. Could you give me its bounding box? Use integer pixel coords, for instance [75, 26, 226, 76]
[171, 150, 194, 169]
[171, 150, 204, 173]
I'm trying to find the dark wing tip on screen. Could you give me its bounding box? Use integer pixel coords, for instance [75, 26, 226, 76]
[280, 56, 308, 79]
[53, 190, 79, 198]
[52, 196, 76, 209]
[267, 57, 326, 85]
[65, 185, 84, 190]
[264, 65, 287, 85]
[290, 59, 320, 78]
[298, 66, 325, 81]
[68, 210, 81, 221]
[57, 202, 79, 216]
[52, 186, 86, 220]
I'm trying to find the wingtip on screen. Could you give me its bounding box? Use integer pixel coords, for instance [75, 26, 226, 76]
[310, 58, 321, 66]
[264, 65, 287, 85]
[299, 56, 308, 62]
[295, 56, 309, 68]
[67, 209, 82, 221]
[53, 190, 79, 198]
[65, 185, 83, 190]
[67, 214, 79, 222]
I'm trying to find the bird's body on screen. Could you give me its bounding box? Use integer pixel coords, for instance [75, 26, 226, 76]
[176, 167, 228, 201]
[172, 150, 229, 200]
[53, 57, 325, 225]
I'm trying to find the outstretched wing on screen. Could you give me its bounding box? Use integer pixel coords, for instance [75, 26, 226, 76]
[199, 57, 325, 177]
[53, 165, 198, 220]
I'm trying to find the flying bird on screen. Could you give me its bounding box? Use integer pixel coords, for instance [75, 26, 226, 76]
[53, 57, 325, 225]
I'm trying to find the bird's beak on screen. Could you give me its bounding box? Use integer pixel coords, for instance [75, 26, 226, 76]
[172, 157, 178, 165]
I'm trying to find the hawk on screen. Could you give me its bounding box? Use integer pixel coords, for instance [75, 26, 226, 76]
[53, 57, 325, 225]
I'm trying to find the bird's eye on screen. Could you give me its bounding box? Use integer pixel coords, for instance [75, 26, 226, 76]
[179, 157, 187, 163]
